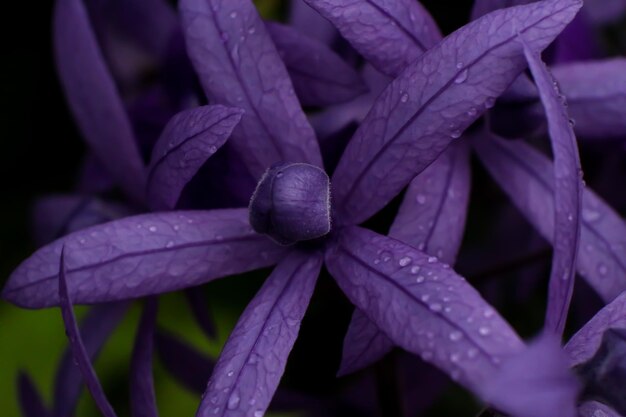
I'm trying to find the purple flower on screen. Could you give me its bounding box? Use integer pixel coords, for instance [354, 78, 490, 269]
[7, 0, 626, 416]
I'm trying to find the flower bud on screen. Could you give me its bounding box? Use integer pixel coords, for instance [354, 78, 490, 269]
[249, 162, 331, 245]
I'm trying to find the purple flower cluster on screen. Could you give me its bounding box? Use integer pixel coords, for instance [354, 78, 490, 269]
[4, 0, 626, 416]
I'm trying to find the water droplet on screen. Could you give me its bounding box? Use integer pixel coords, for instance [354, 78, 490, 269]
[597, 263, 608, 276]
[286, 318, 299, 326]
[227, 371, 234, 377]
[383, 255, 391, 262]
[79, 239, 86, 244]
[149, 226, 157, 232]
[166, 241, 174, 248]
[421, 294, 430, 302]
[484, 97, 496, 109]
[254, 411, 263, 417]
[451, 129, 462, 139]
[173, 225, 180, 231]
[374, 259, 381, 265]
[248, 26, 256, 35]
[399, 256, 412, 267]
[230, 11, 237, 18]
[400, 93, 409, 103]
[416, 275, 425, 283]
[454, 69, 468, 84]
[450, 353, 460, 362]
[429, 303, 442, 312]
[478, 327, 490, 336]
[449, 331, 463, 341]
[227, 393, 240, 409]
[276, 172, 284, 178]
[427, 256, 438, 263]
[456, 62, 464, 69]
[483, 309, 494, 318]
[416, 194, 426, 204]
[213, 407, 220, 414]
[582, 208, 600, 222]
[209, 145, 217, 153]
[467, 107, 477, 117]
[567, 213, 574, 222]
[568, 118, 576, 127]
[410, 265, 421, 274]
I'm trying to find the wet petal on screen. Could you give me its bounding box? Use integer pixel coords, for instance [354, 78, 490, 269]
[326, 227, 524, 393]
[4, 209, 286, 308]
[130, 298, 159, 417]
[302, 0, 441, 76]
[197, 250, 321, 417]
[521, 36, 583, 336]
[179, 0, 322, 178]
[332, 0, 582, 225]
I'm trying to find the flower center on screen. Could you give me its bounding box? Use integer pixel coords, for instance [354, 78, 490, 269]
[248, 162, 331, 245]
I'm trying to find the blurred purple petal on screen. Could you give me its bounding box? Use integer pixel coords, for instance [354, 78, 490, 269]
[77, 153, 115, 194]
[332, 0, 582, 226]
[584, 0, 626, 23]
[32, 195, 133, 246]
[579, 401, 623, 417]
[552, 13, 599, 63]
[288, 0, 337, 44]
[130, 298, 159, 417]
[53, 302, 129, 417]
[17, 371, 49, 417]
[53, 0, 146, 202]
[4, 210, 286, 308]
[197, 250, 321, 417]
[302, 0, 441, 77]
[146, 105, 244, 210]
[550, 60, 626, 140]
[479, 334, 580, 417]
[470, 0, 537, 20]
[340, 141, 472, 375]
[179, 0, 322, 179]
[185, 287, 217, 339]
[58, 248, 117, 417]
[565, 291, 626, 366]
[521, 37, 582, 336]
[473, 134, 626, 303]
[326, 227, 524, 392]
[155, 330, 215, 394]
[266, 22, 367, 107]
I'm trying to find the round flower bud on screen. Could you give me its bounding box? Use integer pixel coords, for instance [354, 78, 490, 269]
[249, 162, 331, 245]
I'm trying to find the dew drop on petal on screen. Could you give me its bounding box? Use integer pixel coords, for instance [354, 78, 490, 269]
[582, 208, 600, 222]
[427, 256, 438, 263]
[229, 11, 237, 18]
[478, 327, 490, 336]
[410, 265, 421, 274]
[597, 263, 608, 276]
[400, 93, 409, 103]
[254, 411, 263, 417]
[227, 393, 240, 410]
[399, 256, 412, 267]
[416, 275, 425, 283]
[416, 194, 426, 204]
[148, 226, 157, 232]
[429, 303, 442, 312]
[454, 69, 468, 84]
[449, 331, 463, 341]
[456, 62, 464, 69]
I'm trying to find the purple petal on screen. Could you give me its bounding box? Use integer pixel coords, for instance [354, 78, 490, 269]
[302, 0, 441, 77]
[584, 0, 626, 23]
[550, 60, 626, 140]
[579, 401, 623, 417]
[146, 105, 244, 211]
[332, 0, 582, 226]
[340, 141, 472, 375]
[54, 0, 146, 202]
[288, 0, 337, 44]
[390, 140, 471, 262]
[197, 250, 321, 417]
[58, 248, 117, 417]
[89, 0, 178, 57]
[4, 209, 286, 308]
[479, 334, 580, 417]
[130, 298, 159, 417]
[337, 309, 395, 376]
[185, 287, 217, 339]
[17, 371, 49, 417]
[32, 195, 132, 246]
[564, 290, 626, 366]
[53, 302, 129, 417]
[473, 134, 626, 303]
[521, 37, 583, 336]
[326, 227, 524, 392]
[266, 22, 367, 107]
[155, 330, 215, 394]
[179, 0, 322, 178]
[77, 153, 115, 194]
